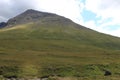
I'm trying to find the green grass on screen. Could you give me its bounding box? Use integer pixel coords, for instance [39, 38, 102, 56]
[0, 21, 120, 79]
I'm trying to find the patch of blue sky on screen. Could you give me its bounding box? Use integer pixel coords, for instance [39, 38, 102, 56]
[75, 0, 85, 3]
[104, 25, 120, 31]
[81, 9, 98, 22]
[80, 0, 86, 4]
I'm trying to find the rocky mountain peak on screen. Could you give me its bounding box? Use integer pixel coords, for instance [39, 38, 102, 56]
[1, 9, 74, 28]
[6, 9, 57, 27]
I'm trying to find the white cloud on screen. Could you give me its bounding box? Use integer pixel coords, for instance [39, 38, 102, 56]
[33, 0, 84, 23]
[84, 0, 120, 37]
[0, 16, 7, 22]
[85, 0, 120, 20]
[84, 20, 97, 30]
[109, 29, 120, 37]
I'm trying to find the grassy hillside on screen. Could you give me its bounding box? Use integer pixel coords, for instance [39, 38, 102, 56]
[0, 20, 120, 79]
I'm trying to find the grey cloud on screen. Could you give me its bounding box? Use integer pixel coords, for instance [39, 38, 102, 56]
[0, 0, 41, 22]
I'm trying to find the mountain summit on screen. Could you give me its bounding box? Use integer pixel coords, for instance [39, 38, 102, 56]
[6, 9, 74, 27]
[7, 9, 55, 26]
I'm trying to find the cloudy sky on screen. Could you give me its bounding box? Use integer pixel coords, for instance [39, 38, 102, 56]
[0, 0, 120, 37]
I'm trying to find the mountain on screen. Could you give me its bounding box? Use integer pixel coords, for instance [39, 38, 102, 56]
[2, 9, 120, 50]
[0, 22, 7, 28]
[7, 9, 74, 27]
[0, 9, 120, 79]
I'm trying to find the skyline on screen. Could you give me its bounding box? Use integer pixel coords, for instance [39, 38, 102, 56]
[0, 0, 120, 37]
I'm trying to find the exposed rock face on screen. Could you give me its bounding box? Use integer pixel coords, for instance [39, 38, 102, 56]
[7, 9, 72, 27]
[1, 9, 82, 29]
[0, 9, 85, 30]
[0, 22, 7, 28]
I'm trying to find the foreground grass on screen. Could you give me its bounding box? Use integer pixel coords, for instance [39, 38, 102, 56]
[0, 49, 120, 79]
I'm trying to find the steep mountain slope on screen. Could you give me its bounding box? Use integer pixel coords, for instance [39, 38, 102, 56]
[0, 9, 120, 79]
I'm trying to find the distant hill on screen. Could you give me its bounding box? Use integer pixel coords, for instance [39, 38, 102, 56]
[0, 9, 120, 79]
[0, 22, 7, 28]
